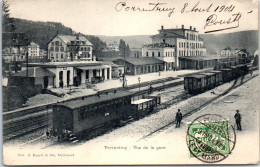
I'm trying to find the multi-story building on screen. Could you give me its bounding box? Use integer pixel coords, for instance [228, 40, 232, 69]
[2, 46, 27, 62]
[107, 42, 119, 51]
[28, 42, 40, 58]
[142, 43, 176, 70]
[151, 25, 207, 60]
[220, 47, 233, 57]
[48, 34, 93, 62]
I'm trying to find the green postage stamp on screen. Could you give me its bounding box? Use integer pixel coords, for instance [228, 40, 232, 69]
[186, 114, 236, 163]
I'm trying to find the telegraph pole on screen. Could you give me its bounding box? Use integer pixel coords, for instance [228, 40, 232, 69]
[123, 47, 126, 88]
[26, 51, 29, 77]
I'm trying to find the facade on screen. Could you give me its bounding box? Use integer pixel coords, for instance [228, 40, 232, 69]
[21, 61, 112, 88]
[151, 25, 207, 61]
[221, 47, 249, 64]
[142, 43, 177, 70]
[2, 46, 27, 62]
[113, 57, 165, 75]
[47, 35, 93, 62]
[106, 42, 119, 51]
[220, 47, 234, 57]
[28, 42, 40, 58]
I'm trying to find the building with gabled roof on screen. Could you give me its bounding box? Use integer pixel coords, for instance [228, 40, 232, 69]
[113, 57, 165, 75]
[28, 41, 40, 58]
[47, 34, 93, 62]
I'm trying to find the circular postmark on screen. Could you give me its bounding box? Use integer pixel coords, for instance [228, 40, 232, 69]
[186, 114, 236, 163]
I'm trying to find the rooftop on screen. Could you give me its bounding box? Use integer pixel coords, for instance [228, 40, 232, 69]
[179, 56, 229, 61]
[22, 61, 104, 68]
[12, 67, 55, 77]
[54, 91, 134, 109]
[151, 31, 186, 39]
[55, 35, 93, 46]
[113, 57, 165, 66]
[143, 43, 175, 48]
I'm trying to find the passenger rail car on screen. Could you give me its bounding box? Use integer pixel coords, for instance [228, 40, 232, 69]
[51, 91, 160, 140]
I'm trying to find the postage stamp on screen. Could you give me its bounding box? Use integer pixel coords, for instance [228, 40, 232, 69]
[186, 114, 236, 163]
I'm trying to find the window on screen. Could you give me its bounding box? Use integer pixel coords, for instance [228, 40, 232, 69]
[81, 47, 84, 51]
[55, 41, 59, 46]
[84, 47, 87, 51]
[166, 52, 167, 57]
[152, 52, 154, 57]
[56, 53, 58, 58]
[51, 42, 54, 46]
[146, 52, 148, 57]
[158, 52, 160, 57]
[61, 54, 63, 59]
[60, 47, 64, 52]
[50, 47, 54, 51]
[55, 47, 59, 52]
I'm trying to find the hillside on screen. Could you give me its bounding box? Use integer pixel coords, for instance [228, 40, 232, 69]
[3, 18, 106, 53]
[98, 30, 258, 55]
[200, 30, 259, 55]
[97, 35, 152, 49]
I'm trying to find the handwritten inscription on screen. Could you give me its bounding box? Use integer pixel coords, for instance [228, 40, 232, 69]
[204, 13, 241, 33]
[115, 2, 175, 17]
[115, 1, 252, 33]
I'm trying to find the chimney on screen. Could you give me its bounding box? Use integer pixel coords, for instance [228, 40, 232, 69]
[190, 26, 192, 30]
[161, 25, 164, 30]
[182, 25, 184, 29]
[76, 34, 79, 40]
[194, 28, 196, 31]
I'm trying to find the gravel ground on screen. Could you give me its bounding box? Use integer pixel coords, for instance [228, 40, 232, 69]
[48, 72, 258, 149]
[3, 72, 259, 165]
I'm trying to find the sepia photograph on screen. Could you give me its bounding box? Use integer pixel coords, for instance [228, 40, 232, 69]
[2, 0, 259, 165]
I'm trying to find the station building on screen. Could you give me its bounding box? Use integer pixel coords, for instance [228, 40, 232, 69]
[113, 57, 165, 75]
[17, 61, 112, 88]
[141, 43, 177, 70]
[151, 25, 207, 60]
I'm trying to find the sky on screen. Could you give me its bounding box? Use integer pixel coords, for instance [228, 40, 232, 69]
[7, 0, 259, 36]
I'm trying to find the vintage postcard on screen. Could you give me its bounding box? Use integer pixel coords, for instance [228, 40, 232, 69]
[2, 0, 259, 165]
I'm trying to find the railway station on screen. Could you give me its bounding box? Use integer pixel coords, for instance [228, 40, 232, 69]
[13, 61, 112, 88]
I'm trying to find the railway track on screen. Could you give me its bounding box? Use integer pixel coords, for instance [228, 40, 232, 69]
[3, 69, 258, 143]
[137, 73, 259, 141]
[3, 77, 182, 142]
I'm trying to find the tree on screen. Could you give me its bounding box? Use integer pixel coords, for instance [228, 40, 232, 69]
[2, 1, 15, 32]
[119, 39, 131, 57]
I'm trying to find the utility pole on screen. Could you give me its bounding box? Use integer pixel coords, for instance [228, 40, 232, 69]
[26, 51, 29, 77]
[123, 47, 126, 88]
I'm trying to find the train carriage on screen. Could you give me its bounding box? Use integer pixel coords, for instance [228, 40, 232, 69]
[184, 75, 206, 94]
[131, 95, 160, 118]
[219, 68, 232, 83]
[52, 91, 161, 140]
[236, 64, 249, 76]
[208, 70, 222, 86]
[230, 66, 238, 79]
[199, 73, 216, 89]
